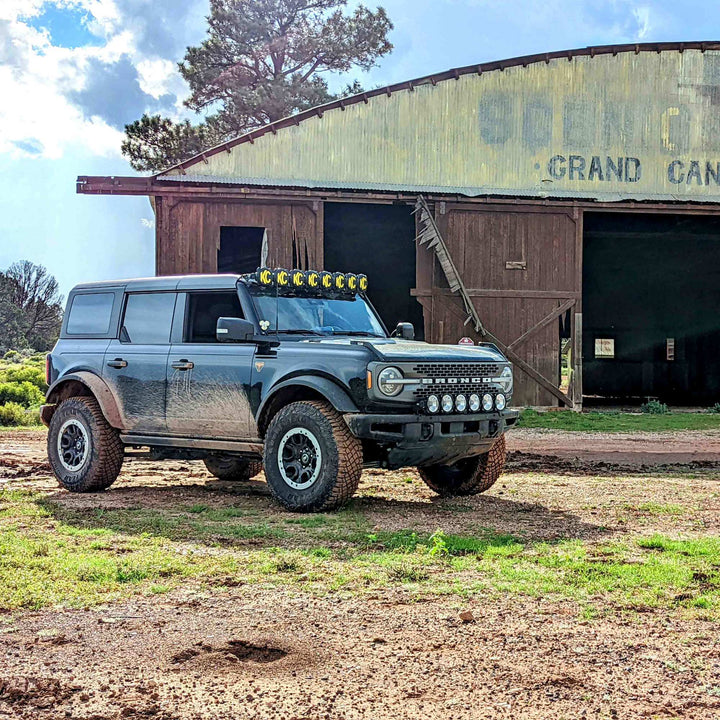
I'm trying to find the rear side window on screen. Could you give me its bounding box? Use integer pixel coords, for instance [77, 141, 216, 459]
[66, 293, 115, 335]
[122, 293, 176, 344]
[185, 291, 244, 343]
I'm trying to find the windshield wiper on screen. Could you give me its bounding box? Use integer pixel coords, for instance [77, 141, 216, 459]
[277, 328, 326, 335]
[330, 330, 385, 337]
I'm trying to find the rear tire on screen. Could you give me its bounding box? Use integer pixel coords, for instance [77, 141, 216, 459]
[418, 435, 506, 497]
[204, 455, 263, 481]
[263, 400, 363, 512]
[47, 396, 124, 492]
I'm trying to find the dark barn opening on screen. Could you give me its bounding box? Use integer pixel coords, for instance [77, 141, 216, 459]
[323, 202, 424, 338]
[218, 226, 265, 274]
[583, 212, 720, 406]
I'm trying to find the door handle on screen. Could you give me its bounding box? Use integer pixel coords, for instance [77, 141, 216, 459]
[106, 358, 128, 369]
[171, 360, 194, 371]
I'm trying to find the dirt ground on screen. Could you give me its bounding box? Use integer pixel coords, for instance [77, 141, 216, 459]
[2, 428, 720, 719]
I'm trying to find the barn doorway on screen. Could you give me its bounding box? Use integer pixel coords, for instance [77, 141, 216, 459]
[218, 226, 265, 274]
[323, 202, 424, 338]
[582, 212, 720, 406]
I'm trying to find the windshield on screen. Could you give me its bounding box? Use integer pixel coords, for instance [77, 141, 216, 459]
[250, 292, 386, 337]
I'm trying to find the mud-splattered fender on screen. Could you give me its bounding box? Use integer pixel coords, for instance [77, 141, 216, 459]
[44, 372, 124, 429]
[257, 375, 359, 430]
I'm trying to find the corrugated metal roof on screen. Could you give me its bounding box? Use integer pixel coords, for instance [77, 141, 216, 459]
[157, 41, 720, 178]
[158, 174, 705, 203]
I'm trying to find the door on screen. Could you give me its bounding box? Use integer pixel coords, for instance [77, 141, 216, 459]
[102, 292, 177, 433]
[166, 290, 258, 439]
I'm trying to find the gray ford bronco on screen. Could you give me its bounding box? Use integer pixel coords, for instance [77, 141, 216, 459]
[42, 268, 517, 512]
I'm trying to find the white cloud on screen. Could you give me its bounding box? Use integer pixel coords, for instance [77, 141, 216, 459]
[140, 217, 154, 228]
[633, 6, 651, 39]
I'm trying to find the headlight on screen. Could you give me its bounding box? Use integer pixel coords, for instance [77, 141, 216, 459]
[455, 394, 467, 412]
[441, 394, 454, 413]
[469, 393, 480, 412]
[377, 366, 403, 396]
[482, 393, 493, 412]
[496, 366, 513, 394]
[426, 395, 440, 413]
[496, 393, 506, 411]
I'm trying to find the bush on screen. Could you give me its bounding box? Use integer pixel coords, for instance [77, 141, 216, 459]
[0, 402, 40, 426]
[0, 365, 46, 392]
[641, 400, 669, 415]
[709, 403, 720, 414]
[0, 381, 44, 408]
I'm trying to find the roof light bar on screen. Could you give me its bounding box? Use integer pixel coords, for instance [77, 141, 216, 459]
[253, 268, 368, 295]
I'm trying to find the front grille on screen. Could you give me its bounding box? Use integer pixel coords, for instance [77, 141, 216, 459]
[411, 362, 501, 401]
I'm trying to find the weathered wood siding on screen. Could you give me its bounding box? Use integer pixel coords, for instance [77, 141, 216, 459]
[415, 204, 580, 406]
[155, 199, 323, 275]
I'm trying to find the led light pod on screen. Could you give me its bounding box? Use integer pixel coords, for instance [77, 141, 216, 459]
[346, 273, 358, 292]
[320, 271, 334, 290]
[257, 267, 274, 286]
[333, 272, 346, 291]
[291, 269, 305, 287]
[495, 393, 506, 411]
[482, 393, 493, 412]
[469, 393, 480, 412]
[358, 274, 368, 292]
[455, 394, 467, 412]
[441, 394, 454, 413]
[426, 395, 440, 414]
[306, 271, 320, 289]
[276, 269, 289, 287]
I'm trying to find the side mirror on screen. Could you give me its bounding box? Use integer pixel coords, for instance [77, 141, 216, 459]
[216, 317, 256, 342]
[392, 322, 415, 340]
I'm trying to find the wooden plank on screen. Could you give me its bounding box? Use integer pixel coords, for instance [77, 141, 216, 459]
[508, 297, 576, 352]
[573, 311, 583, 411]
[411, 288, 580, 300]
[436, 294, 574, 408]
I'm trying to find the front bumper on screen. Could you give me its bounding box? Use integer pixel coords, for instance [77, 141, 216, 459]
[344, 409, 519, 469]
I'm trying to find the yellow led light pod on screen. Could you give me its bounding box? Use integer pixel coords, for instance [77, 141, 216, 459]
[320, 271, 334, 290]
[276, 269, 289, 286]
[257, 267, 274, 285]
[306, 271, 320, 289]
[333, 272, 346, 290]
[346, 273, 358, 292]
[358, 274, 368, 292]
[291, 269, 305, 287]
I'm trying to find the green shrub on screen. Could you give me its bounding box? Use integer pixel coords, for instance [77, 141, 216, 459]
[0, 401, 42, 426]
[0, 381, 44, 408]
[0, 365, 46, 391]
[641, 400, 669, 415]
[709, 403, 720, 414]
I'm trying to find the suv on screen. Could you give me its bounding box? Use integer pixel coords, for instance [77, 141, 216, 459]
[42, 269, 517, 512]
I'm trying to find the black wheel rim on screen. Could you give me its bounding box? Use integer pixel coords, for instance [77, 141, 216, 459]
[277, 428, 321, 489]
[57, 419, 89, 472]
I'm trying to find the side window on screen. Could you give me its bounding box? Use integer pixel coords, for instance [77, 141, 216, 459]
[185, 291, 244, 343]
[67, 293, 115, 335]
[122, 293, 176, 344]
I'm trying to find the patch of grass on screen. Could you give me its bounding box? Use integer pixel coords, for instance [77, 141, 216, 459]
[2, 489, 720, 617]
[518, 409, 720, 432]
[627, 502, 686, 516]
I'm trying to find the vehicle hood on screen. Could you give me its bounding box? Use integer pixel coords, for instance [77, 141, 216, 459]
[300, 337, 507, 363]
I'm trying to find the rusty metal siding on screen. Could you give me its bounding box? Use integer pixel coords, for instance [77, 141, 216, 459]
[161, 49, 720, 203]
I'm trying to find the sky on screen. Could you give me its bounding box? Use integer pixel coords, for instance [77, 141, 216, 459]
[0, 0, 718, 298]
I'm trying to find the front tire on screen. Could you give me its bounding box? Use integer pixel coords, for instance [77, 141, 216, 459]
[47, 396, 124, 492]
[418, 435, 506, 497]
[204, 455, 263, 481]
[263, 400, 363, 512]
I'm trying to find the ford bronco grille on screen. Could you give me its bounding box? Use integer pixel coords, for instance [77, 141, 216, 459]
[410, 362, 502, 401]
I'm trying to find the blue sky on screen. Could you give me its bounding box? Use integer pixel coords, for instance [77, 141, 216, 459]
[0, 0, 718, 297]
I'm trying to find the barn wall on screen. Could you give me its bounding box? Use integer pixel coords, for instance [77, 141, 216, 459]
[155, 198, 323, 275]
[415, 203, 580, 406]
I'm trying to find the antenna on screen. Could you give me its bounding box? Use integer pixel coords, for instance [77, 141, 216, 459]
[274, 274, 280, 341]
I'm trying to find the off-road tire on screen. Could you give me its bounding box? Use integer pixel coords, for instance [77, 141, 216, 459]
[47, 396, 124, 492]
[263, 400, 363, 512]
[204, 455, 263, 481]
[418, 435, 506, 497]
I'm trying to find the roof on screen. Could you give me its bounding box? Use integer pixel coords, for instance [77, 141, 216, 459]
[71, 275, 242, 293]
[157, 41, 720, 177]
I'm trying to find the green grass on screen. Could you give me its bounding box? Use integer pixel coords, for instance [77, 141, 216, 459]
[519, 409, 720, 432]
[2, 488, 720, 617]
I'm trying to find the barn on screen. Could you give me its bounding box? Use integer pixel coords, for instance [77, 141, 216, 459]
[78, 41, 720, 409]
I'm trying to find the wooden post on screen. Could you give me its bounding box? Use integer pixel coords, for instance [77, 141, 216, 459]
[572, 311, 583, 411]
